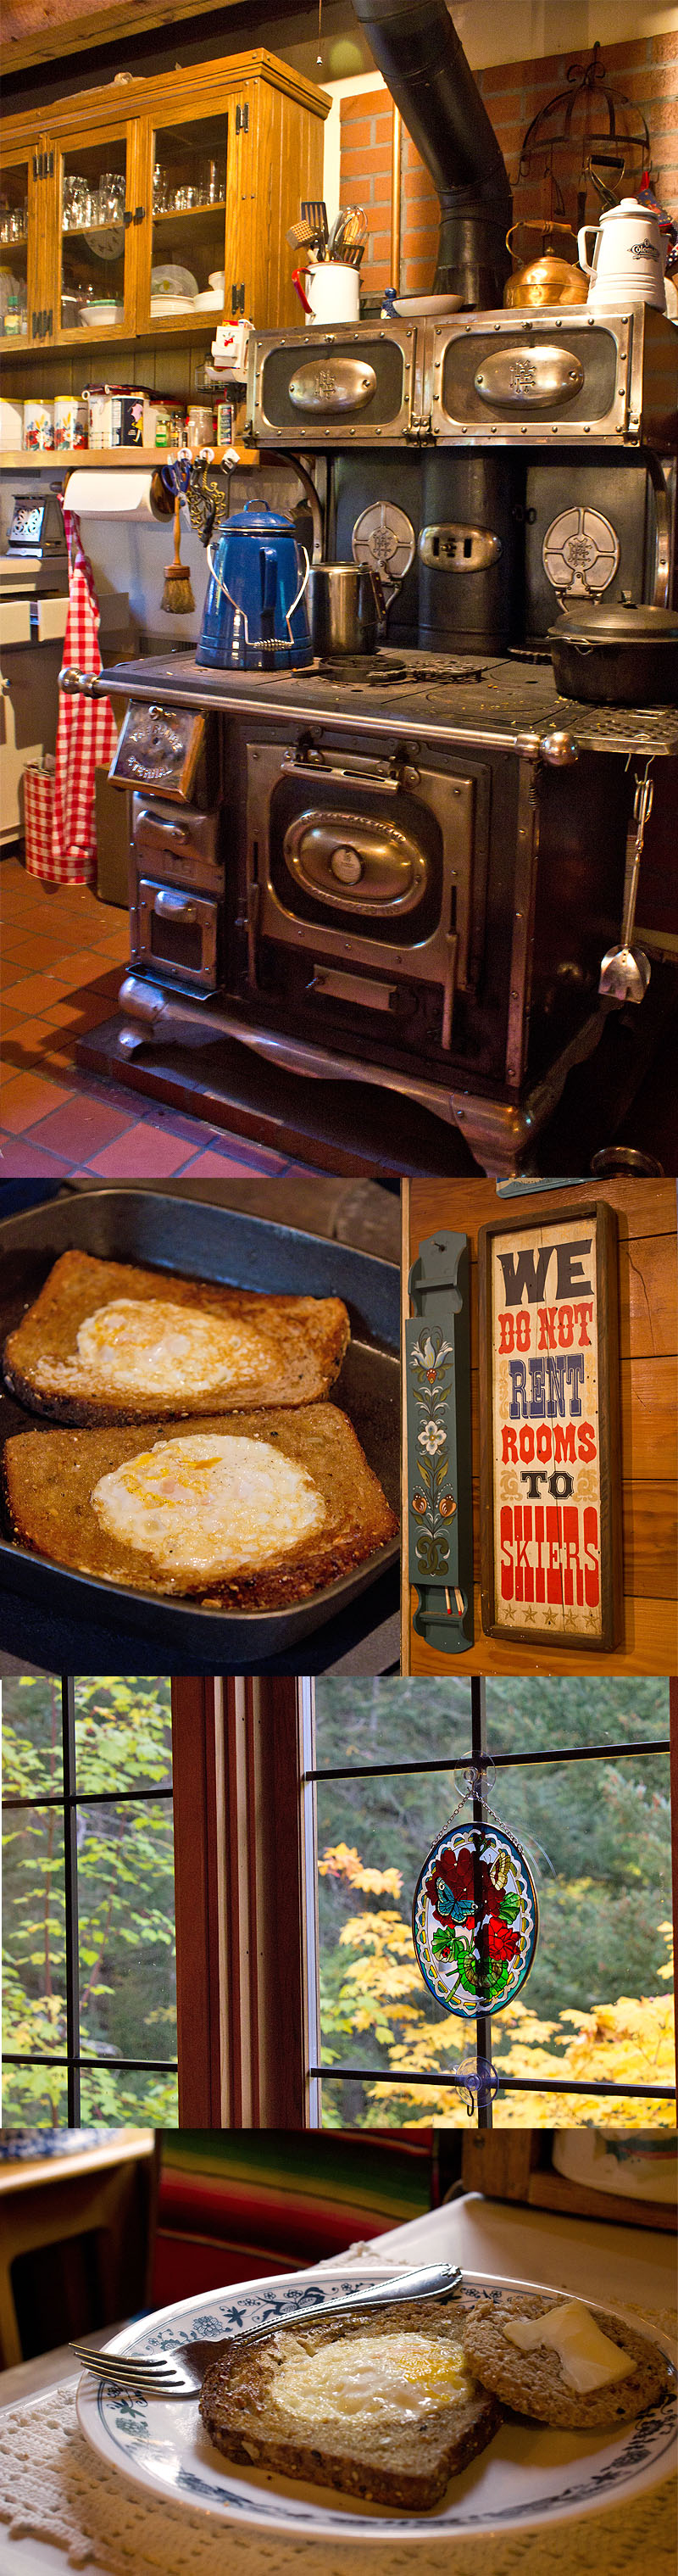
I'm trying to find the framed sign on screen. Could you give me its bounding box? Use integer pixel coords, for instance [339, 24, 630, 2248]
[478, 1201, 621, 1650]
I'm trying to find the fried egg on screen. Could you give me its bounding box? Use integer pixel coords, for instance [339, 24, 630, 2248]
[91, 1430, 325, 1582]
[270, 2332, 471, 2430]
[34, 1298, 274, 1404]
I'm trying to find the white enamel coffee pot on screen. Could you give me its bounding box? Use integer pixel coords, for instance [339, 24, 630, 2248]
[577, 196, 666, 311]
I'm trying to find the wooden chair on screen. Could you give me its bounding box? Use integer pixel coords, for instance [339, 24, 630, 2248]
[0, 2130, 158, 2367]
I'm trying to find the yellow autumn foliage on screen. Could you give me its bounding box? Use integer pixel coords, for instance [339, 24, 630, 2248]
[321, 1842, 675, 2130]
[319, 1843, 403, 1898]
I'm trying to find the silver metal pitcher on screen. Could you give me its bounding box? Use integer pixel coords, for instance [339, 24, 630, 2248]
[308, 561, 386, 657]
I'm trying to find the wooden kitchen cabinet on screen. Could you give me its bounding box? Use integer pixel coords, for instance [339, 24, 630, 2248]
[0, 51, 329, 360]
[0, 144, 45, 351]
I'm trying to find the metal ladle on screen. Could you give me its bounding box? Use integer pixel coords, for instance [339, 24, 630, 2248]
[598, 770, 653, 1004]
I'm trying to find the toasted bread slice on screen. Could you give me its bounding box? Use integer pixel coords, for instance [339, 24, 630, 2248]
[3, 1249, 350, 1424]
[462, 2290, 670, 2431]
[198, 2296, 501, 2511]
[3, 1403, 397, 1609]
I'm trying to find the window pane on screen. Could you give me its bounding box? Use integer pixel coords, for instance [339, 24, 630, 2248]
[79, 2067, 178, 2125]
[490, 2089, 676, 2131]
[0, 2071, 69, 2127]
[78, 1799, 176, 2068]
[314, 1678, 473, 1767]
[2, 1674, 64, 1797]
[485, 1676, 670, 1748]
[2, 1806, 67, 2062]
[316, 1747, 674, 2124]
[74, 1677, 173, 1793]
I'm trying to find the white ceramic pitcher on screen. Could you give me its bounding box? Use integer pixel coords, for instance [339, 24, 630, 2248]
[577, 196, 666, 311]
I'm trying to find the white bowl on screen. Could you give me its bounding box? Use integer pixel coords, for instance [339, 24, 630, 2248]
[193, 289, 222, 311]
[83, 301, 124, 326]
[150, 293, 196, 317]
[208, 270, 225, 292]
[393, 292, 462, 317]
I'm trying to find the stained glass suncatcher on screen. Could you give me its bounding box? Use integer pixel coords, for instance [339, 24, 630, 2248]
[412, 1820, 538, 2017]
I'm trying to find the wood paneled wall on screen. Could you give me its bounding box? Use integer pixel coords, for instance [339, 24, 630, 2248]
[403, 1179, 678, 1676]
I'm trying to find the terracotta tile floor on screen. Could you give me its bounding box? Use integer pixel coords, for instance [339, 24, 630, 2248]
[0, 858, 313, 1181]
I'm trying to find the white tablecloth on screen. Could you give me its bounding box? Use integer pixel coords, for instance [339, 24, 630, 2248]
[0, 2194, 675, 2576]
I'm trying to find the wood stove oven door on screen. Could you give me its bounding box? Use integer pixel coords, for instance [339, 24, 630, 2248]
[245, 737, 481, 1058]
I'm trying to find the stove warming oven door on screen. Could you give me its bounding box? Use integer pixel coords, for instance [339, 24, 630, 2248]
[245, 736, 482, 1057]
[130, 793, 222, 994]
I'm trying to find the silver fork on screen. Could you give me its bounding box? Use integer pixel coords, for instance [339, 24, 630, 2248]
[71, 2261, 463, 2398]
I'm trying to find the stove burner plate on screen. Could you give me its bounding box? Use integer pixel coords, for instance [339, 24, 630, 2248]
[313, 653, 488, 689]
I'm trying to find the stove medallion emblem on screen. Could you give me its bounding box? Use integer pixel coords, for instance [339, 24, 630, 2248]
[508, 356, 539, 396]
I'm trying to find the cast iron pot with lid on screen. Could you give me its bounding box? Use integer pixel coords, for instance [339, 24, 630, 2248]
[547, 600, 678, 705]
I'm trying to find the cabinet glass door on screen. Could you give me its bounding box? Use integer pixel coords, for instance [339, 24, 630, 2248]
[56, 126, 136, 336]
[0, 153, 36, 349]
[142, 109, 228, 326]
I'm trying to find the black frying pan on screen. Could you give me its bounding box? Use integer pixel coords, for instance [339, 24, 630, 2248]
[0, 1189, 400, 1672]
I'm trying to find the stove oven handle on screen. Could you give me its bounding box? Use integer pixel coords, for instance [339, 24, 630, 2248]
[136, 810, 190, 843]
[153, 888, 197, 919]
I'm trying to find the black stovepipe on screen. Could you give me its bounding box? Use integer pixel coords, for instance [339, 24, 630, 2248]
[351, 0, 512, 307]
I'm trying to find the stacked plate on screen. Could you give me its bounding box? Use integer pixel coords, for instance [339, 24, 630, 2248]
[150, 263, 198, 318]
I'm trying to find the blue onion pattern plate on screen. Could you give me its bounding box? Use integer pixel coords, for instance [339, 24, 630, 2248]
[75, 2267, 677, 2540]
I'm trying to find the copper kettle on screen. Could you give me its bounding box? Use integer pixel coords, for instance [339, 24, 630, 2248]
[503, 221, 588, 309]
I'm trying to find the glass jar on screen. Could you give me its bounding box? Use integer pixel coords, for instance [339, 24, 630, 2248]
[186, 402, 214, 449]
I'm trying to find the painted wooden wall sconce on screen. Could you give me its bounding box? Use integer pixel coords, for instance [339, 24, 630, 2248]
[406, 1230, 474, 1654]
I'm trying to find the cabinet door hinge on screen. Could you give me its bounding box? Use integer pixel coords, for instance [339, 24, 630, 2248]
[231, 282, 246, 314]
[235, 103, 249, 133]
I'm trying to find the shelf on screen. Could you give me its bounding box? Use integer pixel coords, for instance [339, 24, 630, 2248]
[0, 445, 258, 470]
[152, 202, 226, 222]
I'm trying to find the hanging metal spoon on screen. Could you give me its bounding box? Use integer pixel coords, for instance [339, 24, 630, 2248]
[598, 771, 653, 1004]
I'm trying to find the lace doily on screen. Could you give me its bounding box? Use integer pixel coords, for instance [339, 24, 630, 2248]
[0, 2307, 675, 2576]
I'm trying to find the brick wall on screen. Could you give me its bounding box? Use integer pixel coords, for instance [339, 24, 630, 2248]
[339, 32, 678, 298]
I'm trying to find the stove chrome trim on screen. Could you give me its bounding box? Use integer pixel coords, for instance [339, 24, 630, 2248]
[474, 345, 586, 408]
[289, 358, 378, 414]
[503, 754, 540, 1092]
[116, 976, 607, 1176]
[247, 321, 415, 447]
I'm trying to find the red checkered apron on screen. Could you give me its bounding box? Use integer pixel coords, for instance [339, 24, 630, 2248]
[51, 504, 118, 886]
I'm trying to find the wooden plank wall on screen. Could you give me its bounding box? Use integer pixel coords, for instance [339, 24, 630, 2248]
[403, 1179, 678, 1677]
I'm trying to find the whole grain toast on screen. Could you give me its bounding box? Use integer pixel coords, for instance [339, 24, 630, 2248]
[462, 2290, 670, 2430]
[2, 1403, 397, 1609]
[198, 2296, 501, 2511]
[3, 1249, 350, 1423]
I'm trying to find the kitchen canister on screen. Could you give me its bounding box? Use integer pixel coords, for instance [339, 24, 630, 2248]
[23, 398, 54, 450]
[86, 384, 147, 447]
[186, 402, 215, 449]
[53, 395, 88, 450]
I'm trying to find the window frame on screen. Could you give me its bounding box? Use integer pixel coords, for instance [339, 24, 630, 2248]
[171, 1675, 320, 2128]
[2, 1675, 177, 2124]
[308, 1674, 678, 2129]
[4, 1675, 675, 2133]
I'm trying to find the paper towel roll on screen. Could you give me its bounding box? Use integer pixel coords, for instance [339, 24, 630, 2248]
[64, 469, 168, 521]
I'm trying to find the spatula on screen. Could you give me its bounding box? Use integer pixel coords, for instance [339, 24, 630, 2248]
[302, 198, 329, 256]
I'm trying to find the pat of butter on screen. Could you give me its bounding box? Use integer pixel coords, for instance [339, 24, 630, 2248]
[503, 2300, 635, 2393]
